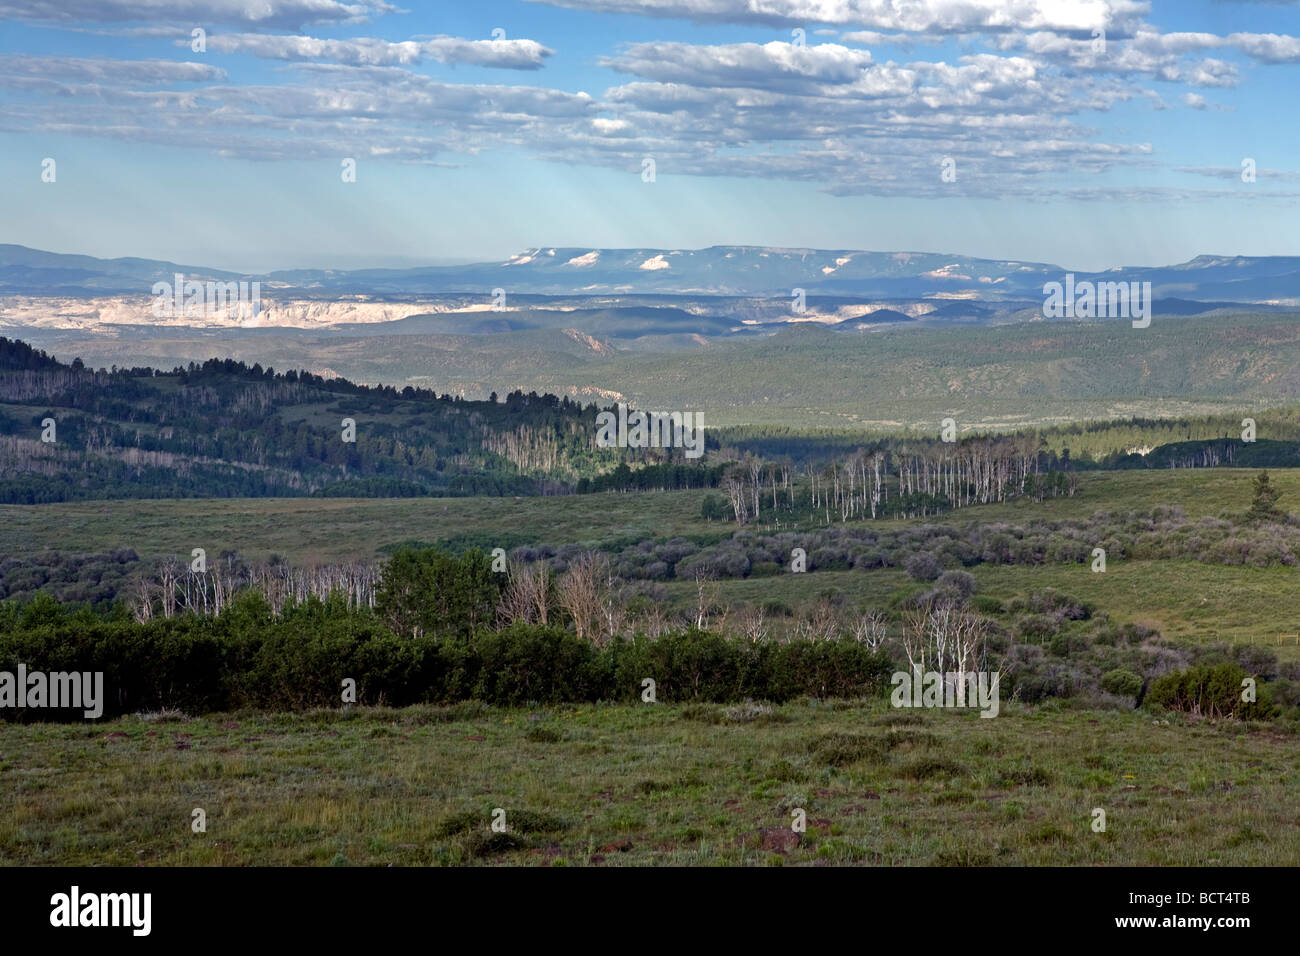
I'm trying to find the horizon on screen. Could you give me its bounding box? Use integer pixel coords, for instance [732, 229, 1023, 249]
[4, 239, 1298, 277]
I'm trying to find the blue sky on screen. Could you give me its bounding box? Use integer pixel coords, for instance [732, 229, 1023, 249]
[2, 0, 1300, 272]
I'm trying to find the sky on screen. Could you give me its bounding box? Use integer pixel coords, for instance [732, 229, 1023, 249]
[2, 0, 1300, 272]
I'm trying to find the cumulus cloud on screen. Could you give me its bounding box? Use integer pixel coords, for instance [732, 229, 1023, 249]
[203, 33, 555, 70]
[991, 29, 1241, 87]
[527, 0, 1144, 34]
[0, 34, 1172, 200]
[601, 41, 880, 91]
[1227, 31, 1300, 63]
[1008, 26, 1300, 70]
[0, 0, 396, 30]
[0, 54, 225, 83]
[839, 30, 945, 48]
[3, 0, 1299, 204]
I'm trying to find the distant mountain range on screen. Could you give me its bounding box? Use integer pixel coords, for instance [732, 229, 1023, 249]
[3, 243, 1300, 303]
[6, 242, 1300, 431]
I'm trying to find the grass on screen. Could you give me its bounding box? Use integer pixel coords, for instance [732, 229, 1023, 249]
[1, 700, 1294, 866]
[0, 491, 711, 565]
[4, 468, 1300, 658]
[664, 560, 1300, 661]
[2, 468, 1298, 563]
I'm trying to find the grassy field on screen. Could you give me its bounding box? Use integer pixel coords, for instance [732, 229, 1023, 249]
[2, 468, 1298, 563]
[0, 490, 711, 564]
[662, 561, 1300, 662]
[3, 468, 1297, 868]
[4, 468, 1299, 656]
[1, 700, 1294, 866]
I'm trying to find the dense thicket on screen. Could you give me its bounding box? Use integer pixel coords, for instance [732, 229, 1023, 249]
[576, 460, 727, 493]
[3, 546, 1298, 726]
[0, 593, 893, 718]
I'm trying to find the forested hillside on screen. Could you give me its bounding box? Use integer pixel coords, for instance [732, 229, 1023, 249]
[0, 338, 647, 502]
[6, 335, 1300, 506]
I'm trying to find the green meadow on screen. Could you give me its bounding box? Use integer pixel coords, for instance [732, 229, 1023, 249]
[1, 700, 1295, 867]
[3, 467, 1298, 867]
[2, 467, 1296, 561]
[4, 468, 1298, 655]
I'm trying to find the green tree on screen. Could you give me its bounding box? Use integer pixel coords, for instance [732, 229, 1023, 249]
[1246, 470, 1284, 522]
[375, 548, 503, 638]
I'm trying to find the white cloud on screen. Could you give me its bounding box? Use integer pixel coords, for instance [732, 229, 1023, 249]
[1176, 164, 1300, 183]
[0, 54, 225, 83]
[528, 0, 1144, 34]
[1227, 32, 1300, 63]
[0, 0, 397, 29]
[840, 30, 945, 48]
[203, 33, 554, 70]
[994, 29, 1240, 87]
[601, 40, 877, 91]
[4, 0, 1298, 205]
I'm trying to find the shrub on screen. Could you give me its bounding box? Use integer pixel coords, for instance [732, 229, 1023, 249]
[0, 617, 231, 718]
[933, 570, 977, 602]
[1028, 588, 1091, 621]
[700, 494, 731, 521]
[810, 732, 886, 767]
[609, 629, 745, 702]
[463, 625, 605, 706]
[760, 599, 794, 617]
[1100, 668, 1144, 699]
[904, 552, 942, 582]
[1015, 614, 1060, 643]
[765, 640, 893, 702]
[1270, 678, 1300, 710]
[1007, 662, 1080, 703]
[1146, 663, 1276, 720]
[375, 547, 501, 639]
[240, 611, 427, 709]
[1048, 631, 1091, 657]
[1235, 645, 1278, 681]
[810, 547, 852, 571]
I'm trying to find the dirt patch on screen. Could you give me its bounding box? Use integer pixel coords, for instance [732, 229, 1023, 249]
[738, 828, 803, 853]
